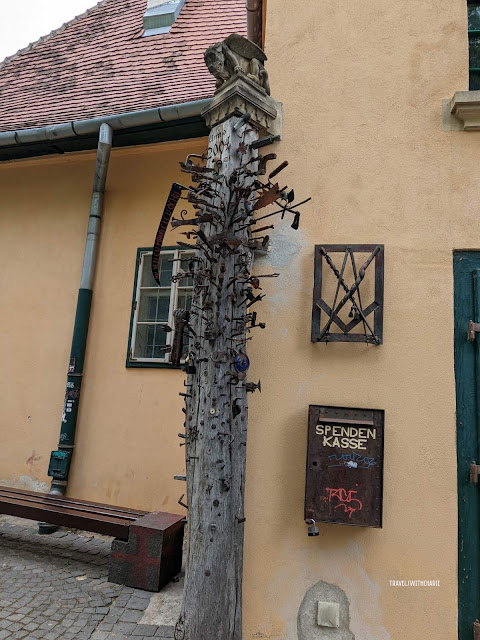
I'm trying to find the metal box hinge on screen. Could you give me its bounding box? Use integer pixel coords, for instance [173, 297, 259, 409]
[473, 618, 480, 640]
[468, 320, 480, 342]
[470, 462, 480, 485]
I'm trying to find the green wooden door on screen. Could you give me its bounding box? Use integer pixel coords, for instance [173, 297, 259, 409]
[454, 252, 480, 640]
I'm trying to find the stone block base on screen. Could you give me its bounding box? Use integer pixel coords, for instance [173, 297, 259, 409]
[108, 511, 185, 592]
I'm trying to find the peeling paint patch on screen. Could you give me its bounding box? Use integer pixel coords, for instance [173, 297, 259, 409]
[261, 226, 309, 269]
[268, 290, 288, 311]
[298, 580, 354, 640]
[0, 476, 48, 493]
[255, 226, 311, 313]
[250, 222, 310, 319]
[339, 542, 391, 640]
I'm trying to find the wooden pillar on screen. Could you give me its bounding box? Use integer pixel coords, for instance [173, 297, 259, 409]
[175, 49, 281, 640]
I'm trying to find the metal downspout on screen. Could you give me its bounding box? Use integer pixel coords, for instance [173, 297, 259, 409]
[246, 0, 264, 47]
[39, 123, 113, 534]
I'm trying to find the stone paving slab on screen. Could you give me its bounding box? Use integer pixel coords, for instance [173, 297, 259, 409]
[140, 577, 183, 628]
[0, 515, 175, 639]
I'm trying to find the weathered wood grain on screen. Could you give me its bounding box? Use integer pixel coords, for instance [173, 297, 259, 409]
[175, 118, 258, 640]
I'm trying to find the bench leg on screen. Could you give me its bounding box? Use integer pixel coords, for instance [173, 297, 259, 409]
[108, 512, 184, 592]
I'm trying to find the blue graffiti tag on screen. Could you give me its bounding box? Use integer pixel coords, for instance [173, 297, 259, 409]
[327, 451, 377, 469]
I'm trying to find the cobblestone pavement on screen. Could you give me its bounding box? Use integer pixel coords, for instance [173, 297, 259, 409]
[0, 515, 175, 639]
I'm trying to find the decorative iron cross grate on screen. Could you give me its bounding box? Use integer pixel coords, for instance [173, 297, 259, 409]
[311, 244, 384, 344]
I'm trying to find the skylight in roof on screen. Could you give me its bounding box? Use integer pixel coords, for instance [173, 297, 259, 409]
[143, 0, 186, 36]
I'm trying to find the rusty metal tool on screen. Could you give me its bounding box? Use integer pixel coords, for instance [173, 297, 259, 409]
[246, 293, 265, 308]
[234, 113, 251, 131]
[253, 183, 283, 211]
[250, 135, 281, 150]
[268, 161, 289, 180]
[171, 309, 189, 365]
[251, 224, 275, 234]
[252, 196, 311, 223]
[245, 380, 261, 393]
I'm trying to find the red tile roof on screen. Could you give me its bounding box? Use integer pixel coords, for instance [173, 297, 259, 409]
[0, 0, 247, 133]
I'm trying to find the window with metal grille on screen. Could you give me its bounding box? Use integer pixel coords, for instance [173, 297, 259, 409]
[469, 2, 480, 89]
[127, 247, 193, 368]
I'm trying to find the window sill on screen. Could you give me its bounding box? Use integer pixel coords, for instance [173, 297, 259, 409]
[448, 91, 480, 130]
[126, 359, 183, 370]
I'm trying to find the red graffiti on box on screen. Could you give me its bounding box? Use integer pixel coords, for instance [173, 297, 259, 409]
[325, 487, 363, 519]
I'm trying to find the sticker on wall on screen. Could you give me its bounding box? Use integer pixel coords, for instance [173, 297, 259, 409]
[234, 353, 250, 373]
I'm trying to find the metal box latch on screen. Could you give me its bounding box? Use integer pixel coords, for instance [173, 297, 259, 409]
[470, 462, 480, 485]
[468, 320, 480, 342]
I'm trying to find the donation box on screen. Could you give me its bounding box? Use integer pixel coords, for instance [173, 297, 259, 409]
[305, 405, 384, 528]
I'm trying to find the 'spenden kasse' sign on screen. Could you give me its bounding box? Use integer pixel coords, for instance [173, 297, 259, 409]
[305, 405, 384, 528]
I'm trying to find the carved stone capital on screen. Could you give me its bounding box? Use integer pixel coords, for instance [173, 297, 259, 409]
[202, 73, 282, 135]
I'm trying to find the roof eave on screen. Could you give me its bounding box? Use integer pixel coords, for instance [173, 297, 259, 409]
[0, 98, 211, 161]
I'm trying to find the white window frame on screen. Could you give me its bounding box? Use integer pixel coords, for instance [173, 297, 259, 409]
[129, 248, 193, 365]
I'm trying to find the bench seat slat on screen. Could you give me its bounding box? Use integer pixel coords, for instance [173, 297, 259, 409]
[0, 495, 132, 539]
[0, 486, 146, 517]
[0, 489, 142, 521]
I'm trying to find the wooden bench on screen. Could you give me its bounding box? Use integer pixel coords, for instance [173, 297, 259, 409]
[0, 486, 184, 592]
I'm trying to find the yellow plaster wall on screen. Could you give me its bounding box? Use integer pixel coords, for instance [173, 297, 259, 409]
[0, 138, 206, 513]
[239, 0, 471, 638]
[0, 0, 476, 636]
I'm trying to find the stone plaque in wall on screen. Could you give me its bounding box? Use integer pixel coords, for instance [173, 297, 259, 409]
[305, 405, 384, 528]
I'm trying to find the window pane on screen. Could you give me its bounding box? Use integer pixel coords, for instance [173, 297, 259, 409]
[138, 290, 170, 322]
[177, 290, 192, 312]
[134, 323, 167, 359]
[154, 344, 168, 358]
[469, 4, 480, 30]
[138, 290, 158, 322]
[470, 35, 480, 68]
[471, 70, 480, 90]
[179, 274, 194, 287]
[141, 253, 173, 287]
